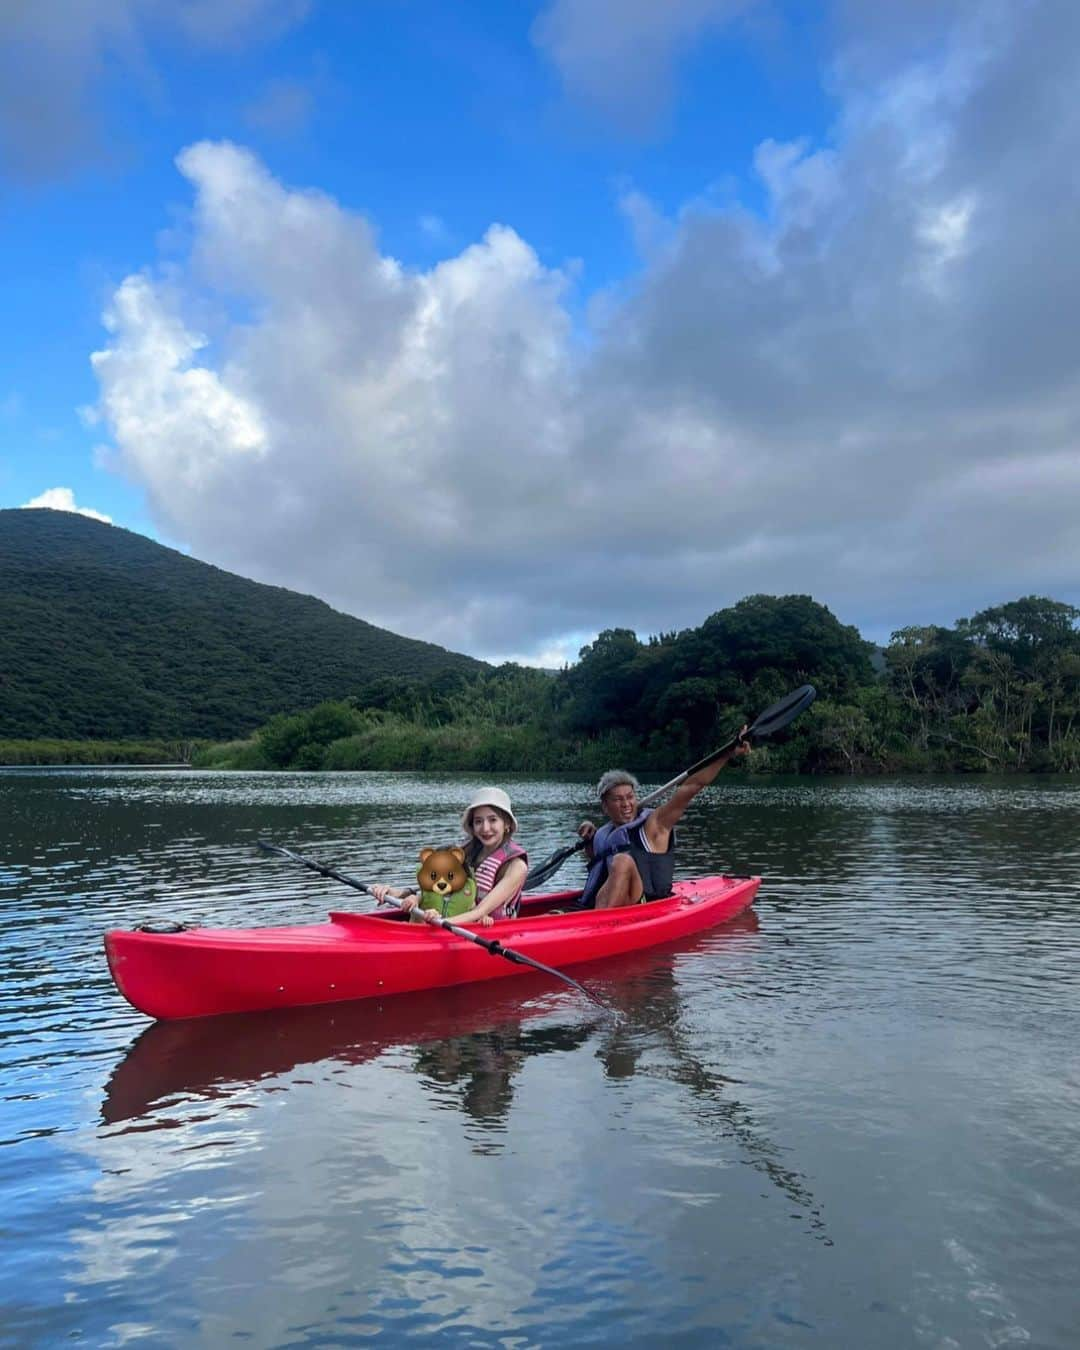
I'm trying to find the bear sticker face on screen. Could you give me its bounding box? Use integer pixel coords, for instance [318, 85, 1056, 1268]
[418, 846, 469, 896]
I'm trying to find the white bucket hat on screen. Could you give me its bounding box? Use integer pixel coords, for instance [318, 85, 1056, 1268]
[461, 787, 518, 834]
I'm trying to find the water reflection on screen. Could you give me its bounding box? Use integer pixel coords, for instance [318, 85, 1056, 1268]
[6, 769, 1079, 1346]
[414, 1021, 596, 1146]
[101, 977, 582, 1131]
[102, 911, 829, 1239]
[589, 916, 832, 1245]
[101, 925, 756, 1132]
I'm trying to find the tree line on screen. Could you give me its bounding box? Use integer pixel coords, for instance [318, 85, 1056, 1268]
[193, 593, 1080, 774]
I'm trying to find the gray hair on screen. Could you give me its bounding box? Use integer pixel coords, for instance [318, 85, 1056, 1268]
[596, 769, 640, 801]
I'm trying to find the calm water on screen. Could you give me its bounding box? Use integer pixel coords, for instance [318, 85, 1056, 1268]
[2, 769, 1078, 1348]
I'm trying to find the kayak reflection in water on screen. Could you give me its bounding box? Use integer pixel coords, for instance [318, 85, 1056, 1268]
[369, 787, 528, 928]
[414, 1020, 595, 1141]
[101, 975, 580, 1129]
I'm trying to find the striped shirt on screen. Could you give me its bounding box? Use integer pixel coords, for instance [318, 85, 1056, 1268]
[471, 839, 528, 918]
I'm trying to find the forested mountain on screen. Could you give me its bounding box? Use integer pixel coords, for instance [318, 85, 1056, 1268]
[0, 509, 485, 740]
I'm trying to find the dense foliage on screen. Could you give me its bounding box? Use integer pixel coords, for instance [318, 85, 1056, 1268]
[194, 594, 1080, 775]
[0, 509, 483, 740]
[184, 594, 1075, 776]
[881, 598, 1080, 771]
[5, 512, 1076, 774]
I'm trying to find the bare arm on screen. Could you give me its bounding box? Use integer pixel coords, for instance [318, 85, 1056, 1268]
[577, 819, 597, 858]
[370, 883, 420, 911]
[644, 730, 749, 849]
[440, 858, 528, 927]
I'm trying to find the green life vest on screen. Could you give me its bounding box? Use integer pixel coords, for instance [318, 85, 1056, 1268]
[419, 875, 478, 918]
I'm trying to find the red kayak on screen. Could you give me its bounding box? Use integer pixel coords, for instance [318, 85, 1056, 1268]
[104, 875, 760, 1021]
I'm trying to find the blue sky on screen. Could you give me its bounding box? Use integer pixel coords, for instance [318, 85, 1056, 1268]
[2, 1, 1078, 664]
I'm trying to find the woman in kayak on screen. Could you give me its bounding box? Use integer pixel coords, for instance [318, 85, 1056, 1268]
[370, 787, 528, 927]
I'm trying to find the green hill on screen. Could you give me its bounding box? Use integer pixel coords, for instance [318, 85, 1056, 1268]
[0, 509, 486, 740]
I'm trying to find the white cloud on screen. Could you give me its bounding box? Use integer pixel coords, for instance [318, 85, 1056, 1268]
[92, 271, 269, 506]
[92, 142, 579, 653]
[22, 488, 113, 523]
[90, 1, 1080, 660]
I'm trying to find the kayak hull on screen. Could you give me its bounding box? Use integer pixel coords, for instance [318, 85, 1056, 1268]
[104, 875, 760, 1020]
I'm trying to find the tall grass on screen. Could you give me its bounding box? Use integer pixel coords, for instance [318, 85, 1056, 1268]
[0, 739, 198, 766]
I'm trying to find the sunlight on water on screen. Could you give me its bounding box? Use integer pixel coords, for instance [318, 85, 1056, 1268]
[2, 769, 1078, 1346]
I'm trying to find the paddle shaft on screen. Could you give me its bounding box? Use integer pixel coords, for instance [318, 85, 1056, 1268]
[523, 736, 744, 889]
[424, 914, 611, 1008]
[258, 841, 377, 895]
[561, 733, 743, 869]
[524, 684, 816, 890]
[637, 731, 747, 810]
[626, 683, 816, 809]
[257, 840, 614, 1011]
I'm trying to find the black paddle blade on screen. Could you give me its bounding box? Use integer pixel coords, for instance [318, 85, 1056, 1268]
[256, 839, 373, 895]
[746, 684, 816, 741]
[523, 838, 586, 892]
[257, 840, 291, 858]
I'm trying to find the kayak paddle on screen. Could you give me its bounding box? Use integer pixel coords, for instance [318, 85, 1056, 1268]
[523, 683, 817, 891]
[414, 913, 614, 1010]
[257, 840, 379, 894]
[256, 839, 616, 1013]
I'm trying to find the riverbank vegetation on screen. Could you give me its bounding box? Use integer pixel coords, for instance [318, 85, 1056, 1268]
[0, 739, 198, 766]
[190, 594, 1080, 775]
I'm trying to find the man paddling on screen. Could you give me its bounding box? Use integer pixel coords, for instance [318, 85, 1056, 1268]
[576, 732, 749, 909]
